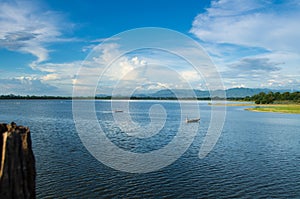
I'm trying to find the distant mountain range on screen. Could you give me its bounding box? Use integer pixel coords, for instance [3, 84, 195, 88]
[98, 87, 295, 98]
[151, 88, 295, 98]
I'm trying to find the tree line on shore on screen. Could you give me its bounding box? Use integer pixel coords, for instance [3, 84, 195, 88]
[0, 94, 112, 100]
[0, 91, 299, 104]
[0, 94, 219, 100]
[243, 91, 300, 104]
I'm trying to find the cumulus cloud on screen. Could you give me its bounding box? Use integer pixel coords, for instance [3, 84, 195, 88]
[260, 76, 300, 89]
[0, 0, 72, 65]
[32, 61, 81, 95]
[32, 42, 148, 96]
[0, 77, 57, 95]
[71, 42, 207, 96]
[180, 70, 202, 82]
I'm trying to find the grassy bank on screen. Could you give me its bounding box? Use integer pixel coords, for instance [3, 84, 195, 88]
[209, 102, 300, 114]
[245, 104, 300, 114]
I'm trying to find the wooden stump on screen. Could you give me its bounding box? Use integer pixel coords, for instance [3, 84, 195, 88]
[0, 122, 36, 199]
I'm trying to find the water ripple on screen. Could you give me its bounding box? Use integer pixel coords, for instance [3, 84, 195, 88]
[0, 100, 299, 198]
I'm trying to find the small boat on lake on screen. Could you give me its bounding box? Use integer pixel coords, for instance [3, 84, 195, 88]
[114, 110, 124, 113]
[186, 117, 200, 123]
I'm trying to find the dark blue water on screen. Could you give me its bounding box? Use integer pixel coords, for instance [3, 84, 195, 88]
[0, 100, 299, 198]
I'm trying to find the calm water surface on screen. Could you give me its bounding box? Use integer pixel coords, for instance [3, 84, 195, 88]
[0, 100, 299, 198]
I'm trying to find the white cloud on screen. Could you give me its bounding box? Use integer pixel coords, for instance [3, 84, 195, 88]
[180, 70, 201, 82]
[34, 61, 81, 95]
[0, 0, 72, 66]
[30, 43, 146, 95]
[135, 82, 168, 91]
[72, 43, 207, 96]
[190, 0, 300, 89]
[0, 77, 57, 95]
[190, 0, 300, 52]
[41, 74, 60, 81]
[35, 61, 81, 74]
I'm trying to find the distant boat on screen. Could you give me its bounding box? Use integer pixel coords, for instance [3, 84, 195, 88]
[114, 110, 123, 113]
[186, 117, 200, 123]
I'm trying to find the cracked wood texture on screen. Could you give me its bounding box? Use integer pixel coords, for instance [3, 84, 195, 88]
[0, 122, 36, 199]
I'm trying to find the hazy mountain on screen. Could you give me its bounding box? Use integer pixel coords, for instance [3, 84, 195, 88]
[97, 88, 294, 98]
[224, 88, 272, 98]
[150, 89, 209, 98]
[139, 88, 289, 98]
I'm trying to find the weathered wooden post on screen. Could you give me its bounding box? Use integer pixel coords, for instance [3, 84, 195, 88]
[0, 122, 36, 199]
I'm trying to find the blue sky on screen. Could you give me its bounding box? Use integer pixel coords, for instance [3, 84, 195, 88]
[0, 0, 299, 95]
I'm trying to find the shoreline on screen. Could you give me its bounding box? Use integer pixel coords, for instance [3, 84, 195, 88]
[245, 105, 300, 114]
[210, 103, 300, 114]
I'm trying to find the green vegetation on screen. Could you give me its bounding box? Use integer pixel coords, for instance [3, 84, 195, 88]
[246, 104, 300, 114]
[208, 91, 300, 114]
[242, 91, 300, 114]
[243, 91, 300, 104]
[1, 92, 299, 104]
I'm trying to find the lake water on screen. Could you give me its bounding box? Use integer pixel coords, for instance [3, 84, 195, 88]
[0, 100, 299, 198]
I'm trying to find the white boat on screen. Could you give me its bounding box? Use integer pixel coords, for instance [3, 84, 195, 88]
[186, 117, 200, 123]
